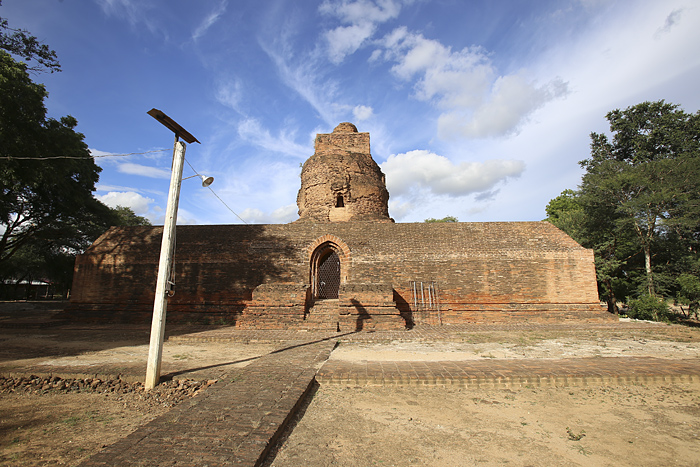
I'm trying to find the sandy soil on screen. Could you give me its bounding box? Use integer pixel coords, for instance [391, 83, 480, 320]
[267, 325, 700, 467]
[0, 330, 278, 382]
[1, 303, 700, 466]
[269, 384, 700, 467]
[329, 336, 700, 361]
[0, 302, 280, 466]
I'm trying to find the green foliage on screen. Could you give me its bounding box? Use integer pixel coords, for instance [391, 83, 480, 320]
[546, 101, 700, 314]
[0, 51, 110, 266]
[676, 273, 700, 319]
[0, 46, 131, 297]
[424, 216, 458, 223]
[110, 206, 151, 226]
[544, 189, 587, 244]
[627, 294, 670, 322]
[0, 4, 61, 73]
[580, 100, 700, 296]
[545, 189, 581, 220]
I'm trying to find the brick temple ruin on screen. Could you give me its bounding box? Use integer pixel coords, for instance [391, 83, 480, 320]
[65, 122, 612, 329]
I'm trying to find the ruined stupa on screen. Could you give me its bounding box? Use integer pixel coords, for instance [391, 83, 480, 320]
[296, 122, 392, 223]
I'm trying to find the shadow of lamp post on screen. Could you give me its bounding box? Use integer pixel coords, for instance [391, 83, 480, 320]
[144, 108, 212, 390]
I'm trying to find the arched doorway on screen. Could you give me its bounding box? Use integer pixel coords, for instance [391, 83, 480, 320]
[312, 244, 341, 299]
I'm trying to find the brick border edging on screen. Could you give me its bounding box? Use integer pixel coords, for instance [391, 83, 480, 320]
[316, 372, 700, 389]
[315, 357, 700, 389]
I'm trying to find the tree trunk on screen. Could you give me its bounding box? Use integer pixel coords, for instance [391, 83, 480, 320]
[604, 278, 618, 314]
[643, 242, 654, 295]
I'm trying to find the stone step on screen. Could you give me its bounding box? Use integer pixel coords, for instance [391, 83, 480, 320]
[302, 300, 340, 331]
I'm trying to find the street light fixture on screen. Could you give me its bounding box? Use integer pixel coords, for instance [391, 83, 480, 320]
[144, 108, 207, 390]
[183, 173, 214, 187]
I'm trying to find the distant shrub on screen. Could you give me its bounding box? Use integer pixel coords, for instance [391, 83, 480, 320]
[627, 294, 670, 321]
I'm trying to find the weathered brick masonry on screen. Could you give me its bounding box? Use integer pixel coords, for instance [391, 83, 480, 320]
[64, 123, 612, 328]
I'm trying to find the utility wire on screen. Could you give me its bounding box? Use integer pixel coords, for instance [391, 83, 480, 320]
[1, 149, 170, 161]
[184, 158, 249, 225]
[206, 186, 249, 225]
[3, 148, 251, 225]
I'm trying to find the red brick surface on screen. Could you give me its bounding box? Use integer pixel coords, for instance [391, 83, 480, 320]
[64, 221, 610, 327]
[64, 221, 609, 327]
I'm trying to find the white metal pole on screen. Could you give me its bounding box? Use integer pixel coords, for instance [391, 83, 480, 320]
[145, 139, 186, 390]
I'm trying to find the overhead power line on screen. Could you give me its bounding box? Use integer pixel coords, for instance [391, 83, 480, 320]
[184, 158, 249, 225]
[1, 149, 170, 161]
[3, 149, 251, 225]
[206, 186, 249, 225]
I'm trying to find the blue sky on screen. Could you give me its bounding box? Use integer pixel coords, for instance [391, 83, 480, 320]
[3, 0, 699, 225]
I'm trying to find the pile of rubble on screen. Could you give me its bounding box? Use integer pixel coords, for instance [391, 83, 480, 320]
[0, 375, 217, 407]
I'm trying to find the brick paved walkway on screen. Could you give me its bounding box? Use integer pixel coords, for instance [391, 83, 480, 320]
[79, 337, 337, 467]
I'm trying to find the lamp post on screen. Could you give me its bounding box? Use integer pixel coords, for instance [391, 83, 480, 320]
[144, 109, 206, 390]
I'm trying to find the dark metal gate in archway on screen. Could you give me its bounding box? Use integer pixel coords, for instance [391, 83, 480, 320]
[316, 251, 340, 299]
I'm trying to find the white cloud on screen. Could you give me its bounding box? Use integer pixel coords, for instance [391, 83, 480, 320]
[95, 0, 159, 35]
[655, 8, 684, 37]
[96, 183, 163, 197]
[117, 163, 172, 179]
[215, 79, 244, 113]
[352, 105, 374, 121]
[378, 28, 569, 139]
[259, 1, 403, 125]
[381, 150, 525, 197]
[438, 75, 569, 139]
[98, 191, 154, 216]
[260, 39, 345, 125]
[387, 199, 413, 220]
[320, 0, 404, 63]
[192, 0, 228, 41]
[325, 23, 376, 63]
[320, 0, 403, 24]
[89, 148, 116, 158]
[237, 119, 310, 159]
[239, 204, 298, 224]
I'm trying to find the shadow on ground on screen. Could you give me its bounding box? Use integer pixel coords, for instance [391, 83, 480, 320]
[0, 301, 232, 363]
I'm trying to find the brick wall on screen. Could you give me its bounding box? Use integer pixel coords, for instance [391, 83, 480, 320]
[63, 221, 612, 327]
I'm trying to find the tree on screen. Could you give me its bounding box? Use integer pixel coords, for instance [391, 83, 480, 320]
[676, 273, 700, 319]
[545, 189, 637, 313]
[544, 189, 587, 243]
[579, 101, 700, 296]
[424, 216, 458, 223]
[0, 51, 108, 266]
[0, 2, 61, 73]
[111, 205, 151, 226]
[0, 18, 147, 298]
[0, 205, 151, 298]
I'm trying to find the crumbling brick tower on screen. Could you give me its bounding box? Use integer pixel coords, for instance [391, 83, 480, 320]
[296, 122, 392, 223]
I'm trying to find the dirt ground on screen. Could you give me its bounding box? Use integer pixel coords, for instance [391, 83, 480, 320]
[266, 323, 700, 467]
[1, 302, 700, 466]
[269, 384, 700, 467]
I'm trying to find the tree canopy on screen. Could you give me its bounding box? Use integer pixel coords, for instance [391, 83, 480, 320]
[0, 16, 151, 298]
[111, 205, 151, 227]
[546, 100, 700, 315]
[424, 216, 459, 223]
[0, 51, 110, 265]
[0, 3, 61, 73]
